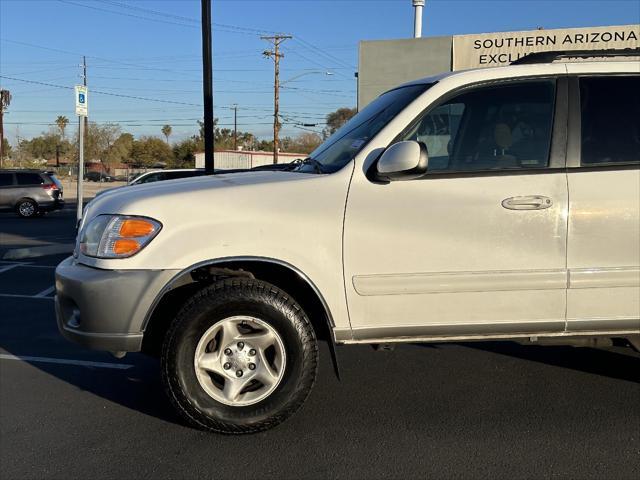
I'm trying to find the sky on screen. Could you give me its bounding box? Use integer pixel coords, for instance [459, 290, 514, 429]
[1, 0, 639, 145]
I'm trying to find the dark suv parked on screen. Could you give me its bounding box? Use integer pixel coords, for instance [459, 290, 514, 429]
[0, 170, 64, 217]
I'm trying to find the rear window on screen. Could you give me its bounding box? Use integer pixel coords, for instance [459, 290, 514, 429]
[0, 173, 13, 187]
[49, 174, 63, 189]
[580, 76, 640, 165]
[16, 173, 44, 185]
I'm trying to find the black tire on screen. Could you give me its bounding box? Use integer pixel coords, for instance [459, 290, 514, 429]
[161, 278, 318, 434]
[16, 198, 38, 218]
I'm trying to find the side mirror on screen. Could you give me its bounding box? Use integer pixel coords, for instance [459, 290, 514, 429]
[374, 141, 429, 182]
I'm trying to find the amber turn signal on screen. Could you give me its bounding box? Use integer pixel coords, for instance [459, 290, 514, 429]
[113, 239, 140, 255]
[119, 219, 156, 237]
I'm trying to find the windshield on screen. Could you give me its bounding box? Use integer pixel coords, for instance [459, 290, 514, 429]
[305, 84, 430, 173]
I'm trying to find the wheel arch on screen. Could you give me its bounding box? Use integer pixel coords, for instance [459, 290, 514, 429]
[142, 256, 341, 378]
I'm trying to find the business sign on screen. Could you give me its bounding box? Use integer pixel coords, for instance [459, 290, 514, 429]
[452, 24, 639, 70]
[75, 85, 88, 117]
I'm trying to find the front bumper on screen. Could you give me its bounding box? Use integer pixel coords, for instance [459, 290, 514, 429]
[55, 256, 178, 352]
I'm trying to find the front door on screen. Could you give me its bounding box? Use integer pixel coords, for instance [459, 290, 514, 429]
[344, 79, 569, 340]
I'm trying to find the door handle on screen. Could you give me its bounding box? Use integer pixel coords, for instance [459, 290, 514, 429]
[501, 195, 553, 210]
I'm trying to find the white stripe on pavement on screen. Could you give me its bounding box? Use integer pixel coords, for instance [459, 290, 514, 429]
[0, 264, 20, 274]
[0, 262, 56, 269]
[35, 286, 56, 297]
[0, 294, 54, 301]
[0, 354, 134, 370]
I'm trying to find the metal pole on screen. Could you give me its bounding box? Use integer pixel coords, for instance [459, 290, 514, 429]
[77, 116, 84, 222]
[273, 41, 280, 164]
[83, 56, 88, 144]
[201, 0, 214, 173]
[413, 0, 425, 38]
[0, 106, 4, 168]
[233, 104, 237, 150]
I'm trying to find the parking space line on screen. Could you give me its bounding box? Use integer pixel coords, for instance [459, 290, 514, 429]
[0, 294, 54, 301]
[0, 264, 20, 274]
[35, 286, 56, 297]
[0, 354, 134, 370]
[0, 261, 56, 269]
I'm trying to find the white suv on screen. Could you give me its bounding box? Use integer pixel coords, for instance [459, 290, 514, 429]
[55, 51, 640, 433]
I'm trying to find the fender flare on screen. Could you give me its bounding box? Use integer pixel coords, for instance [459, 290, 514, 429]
[143, 256, 341, 379]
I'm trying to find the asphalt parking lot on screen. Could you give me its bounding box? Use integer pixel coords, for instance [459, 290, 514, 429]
[1, 195, 639, 480]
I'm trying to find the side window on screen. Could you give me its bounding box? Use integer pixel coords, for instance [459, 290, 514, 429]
[16, 173, 44, 185]
[166, 171, 193, 180]
[0, 173, 14, 187]
[139, 173, 163, 184]
[402, 80, 556, 172]
[580, 76, 640, 165]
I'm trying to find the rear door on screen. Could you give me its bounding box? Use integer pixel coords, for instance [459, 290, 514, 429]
[566, 73, 640, 332]
[0, 172, 15, 208]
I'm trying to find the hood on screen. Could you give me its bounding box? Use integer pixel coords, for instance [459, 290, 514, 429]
[81, 170, 317, 226]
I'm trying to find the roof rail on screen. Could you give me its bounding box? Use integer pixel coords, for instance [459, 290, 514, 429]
[511, 48, 640, 65]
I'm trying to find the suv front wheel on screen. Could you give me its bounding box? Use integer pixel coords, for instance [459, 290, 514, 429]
[161, 278, 318, 434]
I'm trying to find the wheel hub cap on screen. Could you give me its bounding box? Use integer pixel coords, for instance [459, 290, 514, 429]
[221, 341, 259, 379]
[193, 316, 286, 407]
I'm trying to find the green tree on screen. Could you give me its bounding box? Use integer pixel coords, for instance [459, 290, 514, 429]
[130, 136, 173, 167]
[195, 119, 256, 151]
[55, 115, 69, 139]
[325, 107, 357, 136]
[161, 124, 172, 144]
[172, 138, 199, 167]
[20, 133, 72, 160]
[106, 132, 134, 166]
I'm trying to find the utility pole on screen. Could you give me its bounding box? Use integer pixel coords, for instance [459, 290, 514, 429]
[201, 0, 215, 173]
[0, 89, 11, 168]
[262, 34, 291, 164]
[232, 104, 238, 150]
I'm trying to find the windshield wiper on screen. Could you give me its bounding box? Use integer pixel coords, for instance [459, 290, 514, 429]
[299, 157, 325, 174]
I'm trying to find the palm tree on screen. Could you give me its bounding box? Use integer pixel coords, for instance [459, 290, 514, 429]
[0, 89, 11, 165]
[161, 124, 172, 144]
[55, 115, 69, 139]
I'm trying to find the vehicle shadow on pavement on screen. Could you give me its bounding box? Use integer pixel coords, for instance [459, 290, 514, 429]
[457, 341, 640, 383]
[14, 354, 185, 426]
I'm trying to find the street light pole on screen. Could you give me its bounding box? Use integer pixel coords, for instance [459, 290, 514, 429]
[413, 0, 425, 38]
[201, 0, 215, 173]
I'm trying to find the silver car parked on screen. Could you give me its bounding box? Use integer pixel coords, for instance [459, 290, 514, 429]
[0, 170, 65, 218]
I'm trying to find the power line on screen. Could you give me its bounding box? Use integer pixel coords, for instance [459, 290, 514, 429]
[1, 38, 197, 77]
[293, 37, 356, 70]
[0, 75, 203, 106]
[59, 0, 280, 36]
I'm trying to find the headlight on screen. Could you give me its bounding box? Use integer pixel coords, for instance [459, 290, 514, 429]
[79, 215, 162, 258]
